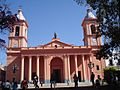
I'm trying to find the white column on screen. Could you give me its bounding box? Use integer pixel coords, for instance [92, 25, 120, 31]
[64, 55, 68, 83]
[29, 56, 32, 81]
[44, 56, 47, 83]
[44, 56, 50, 83]
[37, 56, 40, 83]
[67, 55, 71, 83]
[21, 56, 24, 81]
[75, 55, 78, 76]
[82, 55, 86, 81]
[47, 57, 51, 83]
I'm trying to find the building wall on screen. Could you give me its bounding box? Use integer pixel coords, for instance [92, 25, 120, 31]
[6, 49, 105, 83]
[0, 68, 6, 82]
[6, 54, 21, 82]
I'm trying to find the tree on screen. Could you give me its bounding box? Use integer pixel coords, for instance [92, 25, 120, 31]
[74, 0, 120, 60]
[104, 67, 117, 84]
[0, 0, 18, 48]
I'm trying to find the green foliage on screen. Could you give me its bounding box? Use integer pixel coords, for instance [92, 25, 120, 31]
[74, 0, 120, 60]
[104, 67, 118, 84]
[0, 0, 18, 32]
[104, 67, 117, 71]
[0, 0, 18, 48]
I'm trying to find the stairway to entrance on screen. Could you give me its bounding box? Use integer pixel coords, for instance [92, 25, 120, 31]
[17, 82, 92, 89]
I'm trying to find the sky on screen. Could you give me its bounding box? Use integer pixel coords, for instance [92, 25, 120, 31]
[0, 0, 91, 65]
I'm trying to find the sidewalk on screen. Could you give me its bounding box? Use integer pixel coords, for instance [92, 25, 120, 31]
[18, 85, 119, 90]
[17, 82, 92, 89]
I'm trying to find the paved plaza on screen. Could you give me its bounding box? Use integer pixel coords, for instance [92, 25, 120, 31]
[16, 82, 119, 90]
[0, 82, 119, 90]
[17, 85, 119, 90]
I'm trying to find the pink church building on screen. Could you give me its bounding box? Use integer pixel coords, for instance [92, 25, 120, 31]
[6, 9, 105, 83]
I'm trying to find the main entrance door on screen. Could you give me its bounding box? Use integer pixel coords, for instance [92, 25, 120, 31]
[50, 57, 63, 83]
[53, 69, 61, 83]
[78, 71, 81, 82]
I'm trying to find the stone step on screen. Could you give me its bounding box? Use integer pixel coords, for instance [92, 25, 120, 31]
[17, 82, 92, 89]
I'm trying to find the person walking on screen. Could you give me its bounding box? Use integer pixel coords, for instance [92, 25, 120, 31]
[91, 72, 95, 86]
[33, 75, 39, 88]
[73, 74, 78, 87]
[21, 78, 28, 90]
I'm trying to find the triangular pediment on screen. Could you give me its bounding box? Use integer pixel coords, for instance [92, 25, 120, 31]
[37, 39, 74, 48]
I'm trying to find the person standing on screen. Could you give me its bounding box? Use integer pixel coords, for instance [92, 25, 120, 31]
[1, 81, 5, 90]
[91, 72, 95, 86]
[4, 80, 11, 90]
[33, 75, 39, 88]
[50, 73, 56, 89]
[12, 78, 18, 90]
[73, 74, 78, 87]
[21, 78, 28, 90]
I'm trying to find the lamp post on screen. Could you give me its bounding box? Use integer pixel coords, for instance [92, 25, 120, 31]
[88, 62, 94, 74]
[12, 64, 18, 81]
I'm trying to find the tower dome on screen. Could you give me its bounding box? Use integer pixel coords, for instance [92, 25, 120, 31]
[85, 8, 96, 19]
[17, 9, 26, 20]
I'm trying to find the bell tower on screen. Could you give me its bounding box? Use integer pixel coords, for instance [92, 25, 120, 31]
[8, 9, 28, 48]
[82, 8, 102, 47]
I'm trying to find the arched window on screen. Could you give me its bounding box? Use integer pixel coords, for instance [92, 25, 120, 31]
[92, 37, 97, 45]
[91, 25, 96, 34]
[96, 65, 99, 70]
[15, 26, 20, 36]
[13, 44, 18, 48]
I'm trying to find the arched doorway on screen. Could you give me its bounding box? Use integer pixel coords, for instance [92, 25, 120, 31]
[50, 57, 63, 83]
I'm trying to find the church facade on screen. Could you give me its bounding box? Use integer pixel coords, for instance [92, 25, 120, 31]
[6, 9, 105, 83]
